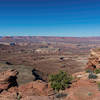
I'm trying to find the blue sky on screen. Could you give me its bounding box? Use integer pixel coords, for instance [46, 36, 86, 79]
[0, 0, 100, 36]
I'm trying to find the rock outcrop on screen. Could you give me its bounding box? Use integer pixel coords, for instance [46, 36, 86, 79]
[18, 80, 54, 97]
[86, 48, 100, 71]
[66, 78, 100, 100]
[0, 80, 54, 100]
[0, 69, 18, 92]
[0, 69, 55, 100]
[35, 47, 60, 54]
[65, 49, 100, 100]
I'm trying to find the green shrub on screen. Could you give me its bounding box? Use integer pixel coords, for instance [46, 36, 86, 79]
[97, 82, 100, 91]
[88, 92, 92, 96]
[88, 72, 97, 79]
[85, 69, 92, 73]
[94, 68, 100, 74]
[49, 71, 72, 92]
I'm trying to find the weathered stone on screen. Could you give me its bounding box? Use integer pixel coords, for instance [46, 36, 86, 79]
[86, 48, 100, 70]
[0, 69, 18, 92]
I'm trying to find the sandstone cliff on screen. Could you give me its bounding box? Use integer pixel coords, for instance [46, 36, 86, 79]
[86, 48, 100, 70]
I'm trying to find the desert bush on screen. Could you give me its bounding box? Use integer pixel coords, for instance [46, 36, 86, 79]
[94, 68, 100, 74]
[85, 69, 92, 73]
[88, 92, 92, 96]
[49, 71, 72, 92]
[55, 93, 67, 98]
[88, 72, 97, 79]
[97, 82, 100, 91]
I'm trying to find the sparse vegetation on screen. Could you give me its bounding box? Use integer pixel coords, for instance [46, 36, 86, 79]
[88, 72, 97, 79]
[49, 71, 72, 99]
[94, 68, 100, 74]
[86, 69, 92, 73]
[97, 82, 100, 91]
[86, 69, 98, 79]
[49, 71, 72, 92]
[55, 93, 67, 99]
[88, 92, 93, 96]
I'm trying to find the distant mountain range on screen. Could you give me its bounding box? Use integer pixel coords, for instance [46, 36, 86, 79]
[0, 36, 100, 44]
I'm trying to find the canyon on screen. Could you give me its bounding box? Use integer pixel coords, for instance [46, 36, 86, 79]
[0, 36, 100, 100]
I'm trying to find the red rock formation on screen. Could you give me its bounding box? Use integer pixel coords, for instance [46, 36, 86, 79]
[0, 69, 54, 100]
[18, 80, 54, 97]
[0, 80, 54, 100]
[86, 48, 100, 71]
[0, 69, 18, 92]
[66, 79, 100, 100]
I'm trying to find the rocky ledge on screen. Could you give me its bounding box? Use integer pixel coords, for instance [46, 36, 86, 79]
[0, 69, 54, 100]
[0, 69, 18, 92]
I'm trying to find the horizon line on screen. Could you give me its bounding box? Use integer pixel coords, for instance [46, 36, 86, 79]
[1, 35, 100, 38]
